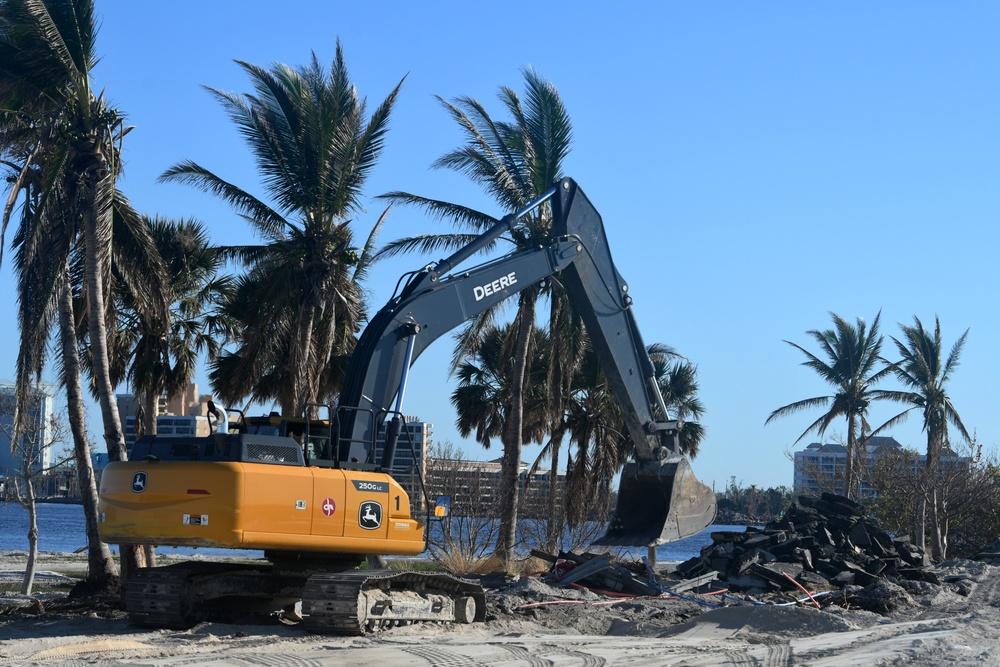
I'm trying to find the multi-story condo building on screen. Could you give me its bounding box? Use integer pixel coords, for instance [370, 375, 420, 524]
[0, 380, 54, 480]
[793, 435, 973, 497]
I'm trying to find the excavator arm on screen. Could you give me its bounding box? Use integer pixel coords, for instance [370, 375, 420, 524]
[337, 178, 716, 546]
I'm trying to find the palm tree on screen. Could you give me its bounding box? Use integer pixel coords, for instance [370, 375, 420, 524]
[451, 322, 549, 452]
[766, 312, 889, 500]
[0, 0, 140, 587]
[874, 315, 970, 559]
[561, 342, 631, 529]
[161, 43, 401, 416]
[647, 344, 705, 458]
[111, 216, 233, 435]
[557, 341, 697, 532]
[379, 68, 572, 563]
[526, 289, 587, 551]
[2, 0, 134, 463]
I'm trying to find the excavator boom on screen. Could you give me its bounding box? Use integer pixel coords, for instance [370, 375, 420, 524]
[338, 178, 716, 545]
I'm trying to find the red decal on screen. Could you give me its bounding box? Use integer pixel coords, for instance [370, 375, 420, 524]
[322, 498, 336, 517]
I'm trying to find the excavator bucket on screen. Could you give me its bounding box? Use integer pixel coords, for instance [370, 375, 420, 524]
[597, 456, 717, 546]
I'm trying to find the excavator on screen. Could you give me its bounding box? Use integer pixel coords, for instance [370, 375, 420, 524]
[98, 177, 717, 634]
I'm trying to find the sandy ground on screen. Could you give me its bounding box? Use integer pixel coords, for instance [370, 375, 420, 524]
[0, 551, 997, 666]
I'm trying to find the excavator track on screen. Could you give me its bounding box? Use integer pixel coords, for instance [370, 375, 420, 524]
[301, 569, 486, 635]
[125, 562, 305, 628]
[125, 565, 199, 629]
[124, 563, 486, 635]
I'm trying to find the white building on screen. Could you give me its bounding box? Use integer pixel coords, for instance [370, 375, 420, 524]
[793, 435, 972, 497]
[0, 380, 55, 479]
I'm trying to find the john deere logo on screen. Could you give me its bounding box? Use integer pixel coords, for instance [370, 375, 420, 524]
[131, 472, 147, 493]
[359, 501, 382, 530]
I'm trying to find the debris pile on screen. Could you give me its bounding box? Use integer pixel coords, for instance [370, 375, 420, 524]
[674, 492, 931, 594]
[530, 550, 665, 596]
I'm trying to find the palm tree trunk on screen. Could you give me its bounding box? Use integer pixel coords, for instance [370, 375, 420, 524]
[143, 388, 157, 436]
[496, 292, 538, 566]
[917, 493, 927, 554]
[82, 190, 127, 462]
[82, 177, 145, 579]
[930, 487, 945, 560]
[289, 303, 317, 415]
[927, 428, 944, 560]
[845, 416, 857, 500]
[58, 265, 118, 586]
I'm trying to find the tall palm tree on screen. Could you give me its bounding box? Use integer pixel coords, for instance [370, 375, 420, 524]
[874, 315, 970, 559]
[380, 68, 572, 563]
[161, 43, 401, 416]
[0, 0, 143, 587]
[1, 167, 119, 586]
[1, 0, 134, 463]
[766, 312, 889, 500]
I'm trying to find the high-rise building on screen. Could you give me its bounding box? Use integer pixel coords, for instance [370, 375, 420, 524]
[0, 380, 54, 479]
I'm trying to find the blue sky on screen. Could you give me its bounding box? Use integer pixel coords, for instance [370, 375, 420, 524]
[2, 1, 999, 491]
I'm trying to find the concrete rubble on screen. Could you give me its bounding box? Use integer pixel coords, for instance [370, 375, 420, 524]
[673, 492, 933, 594]
[535, 492, 939, 601]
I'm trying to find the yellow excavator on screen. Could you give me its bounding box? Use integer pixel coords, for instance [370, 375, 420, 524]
[98, 178, 716, 634]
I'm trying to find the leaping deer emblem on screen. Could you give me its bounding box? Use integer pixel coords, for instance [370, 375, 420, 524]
[359, 502, 381, 529]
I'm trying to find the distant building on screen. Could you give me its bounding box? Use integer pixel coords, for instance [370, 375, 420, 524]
[0, 380, 55, 480]
[373, 417, 432, 511]
[425, 454, 565, 519]
[793, 436, 972, 497]
[117, 383, 215, 454]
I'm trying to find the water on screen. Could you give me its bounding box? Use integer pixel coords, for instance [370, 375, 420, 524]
[0, 501, 745, 563]
[0, 502, 262, 558]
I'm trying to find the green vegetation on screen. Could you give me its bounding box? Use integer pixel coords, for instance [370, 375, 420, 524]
[715, 478, 793, 525]
[772, 312, 973, 560]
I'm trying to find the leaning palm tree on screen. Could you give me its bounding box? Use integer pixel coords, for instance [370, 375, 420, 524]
[1, 165, 120, 588]
[161, 43, 401, 416]
[0, 0, 133, 463]
[379, 68, 572, 563]
[874, 315, 970, 560]
[0, 0, 142, 588]
[766, 312, 890, 500]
